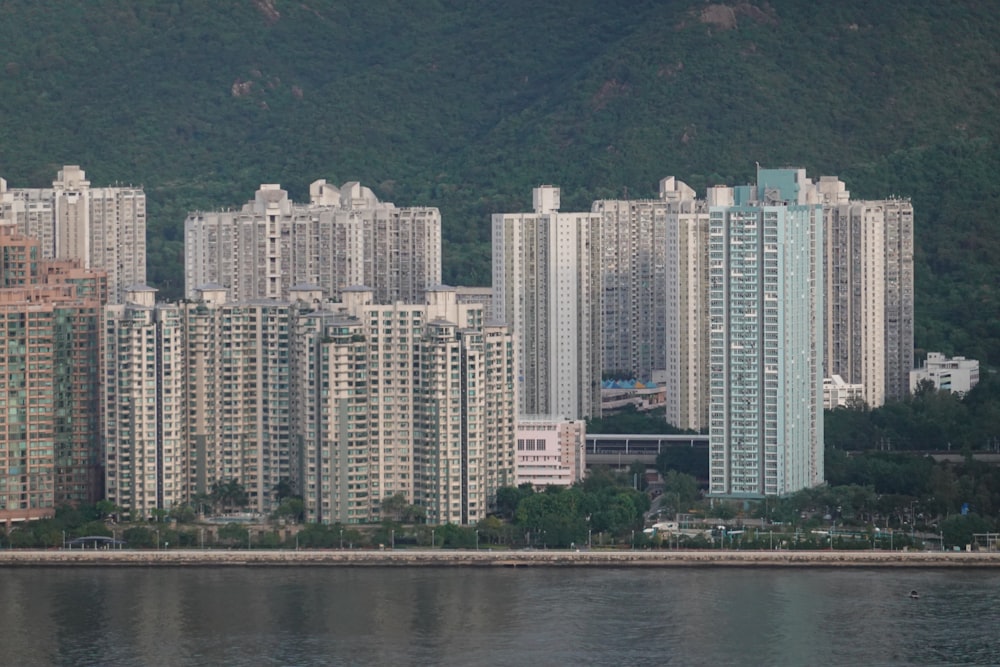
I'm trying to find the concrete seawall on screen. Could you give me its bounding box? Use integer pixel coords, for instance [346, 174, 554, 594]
[1, 549, 999, 567]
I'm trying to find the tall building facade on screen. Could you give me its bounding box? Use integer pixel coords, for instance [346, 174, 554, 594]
[662, 178, 711, 432]
[184, 181, 441, 304]
[708, 168, 824, 498]
[592, 188, 668, 380]
[589, 177, 710, 431]
[292, 286, 516, 525]
[0, 166, 146, 304]
[0, 226, 106, 526]
[103, 288, 185, 517]
[819, 176, 914, 406]
[104, 286, 295, 518]
[105, 284, 516, 525]
[492, 186, 602, 420]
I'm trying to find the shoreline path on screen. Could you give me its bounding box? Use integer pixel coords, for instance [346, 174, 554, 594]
[1, 549, 999, 567]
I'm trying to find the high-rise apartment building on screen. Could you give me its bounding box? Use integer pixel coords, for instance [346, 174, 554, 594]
[819, 176, 914, 406]
[105, 283, 515, 525]
[590, 178, 710, 431]
[181, 288, 293, 514]
[184, 181, 441, 304]
[105, 286, 295, 518]
[492, 186, 602, 420]
[708, 168, 824, 497]
[0, 226, 106, 526]
[103, 287, 185, 517]
[0, 166, 146, 304]
[293, 286, 517, 525]
[592, 188, 669, 380]
[662, 178, 712, 432]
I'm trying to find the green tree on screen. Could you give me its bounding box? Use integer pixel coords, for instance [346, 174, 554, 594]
[941, 513, 994, 550]
[73, 521, 112, 538]
[273, 497, 305, 524]
[273, 479, 294, 503]
[212, 479, 249, 514]
[656, 446, 709, 481]
[296, 523, 336, 548]
[495, 484, 534, 520]
[217, 523, 249, 547]
[95, 500, 120, 521]
[381, 493, 408, 522]
[169, 504, 197, 523]
[662, 471, 700, 512]
[123, 526, 154, 548]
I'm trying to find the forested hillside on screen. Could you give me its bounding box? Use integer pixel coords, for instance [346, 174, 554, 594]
[1, 0, 997, 364]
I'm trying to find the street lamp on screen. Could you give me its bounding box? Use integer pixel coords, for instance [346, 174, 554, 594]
[155, 529, 160, 551]
[431, 529, 435, 549]
[475, 529, 479, 551]
[390, 529, 394, 550]
[339, 528, 343, 550]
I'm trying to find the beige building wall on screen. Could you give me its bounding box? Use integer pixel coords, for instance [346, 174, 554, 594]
[2, 166, 146, 304]
[103, 288, 185, 517]
[106, 286, 296, 519]
[663, 178, 711, 432]
[492, 187, 602, 420]
[292, 308, 371, 525]
[592, 194, 668, 380]
[295, 286, 516, 525]
[180, 292, 293, 515]
[184, 181, 441, 304]
[821, 176, 913, 406]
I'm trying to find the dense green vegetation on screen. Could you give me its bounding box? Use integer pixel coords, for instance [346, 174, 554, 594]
[1, 0, 997, 364]
[586, 405, 696, 435]
[492, 468, 651, 548]
[826, 376, 1000, 452]
[761, 457, 999, 550]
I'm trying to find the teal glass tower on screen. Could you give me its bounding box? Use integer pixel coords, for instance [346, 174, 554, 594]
[708, 168, 824, 497]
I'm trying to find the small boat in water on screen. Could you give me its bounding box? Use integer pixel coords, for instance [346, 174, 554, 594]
[909, 590, 920, 599]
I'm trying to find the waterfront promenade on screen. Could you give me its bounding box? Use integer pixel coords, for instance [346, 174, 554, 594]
[1, 549, 999, 567]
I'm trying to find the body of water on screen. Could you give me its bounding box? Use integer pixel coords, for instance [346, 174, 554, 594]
[0, 566, 995, 666]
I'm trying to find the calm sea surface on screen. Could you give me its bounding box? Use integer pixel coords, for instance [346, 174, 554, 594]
[0, 565, 995, 666]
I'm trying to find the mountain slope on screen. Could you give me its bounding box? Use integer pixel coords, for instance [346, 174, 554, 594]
[0, 0, 997, 362]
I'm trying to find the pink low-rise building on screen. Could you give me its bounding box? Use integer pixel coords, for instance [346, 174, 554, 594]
[515, 416, 586, 488]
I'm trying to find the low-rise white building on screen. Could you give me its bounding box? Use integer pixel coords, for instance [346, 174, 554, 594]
[823, 375, 866, 409]
[515, 416, 586, 489]
[910, 352, 980, 395]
